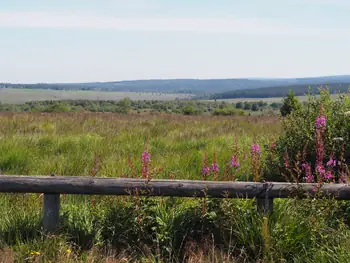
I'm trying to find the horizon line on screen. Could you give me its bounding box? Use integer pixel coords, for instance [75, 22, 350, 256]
[1, 74, 350, 85]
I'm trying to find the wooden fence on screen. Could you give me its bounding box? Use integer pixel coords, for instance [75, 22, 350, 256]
[1, 175, 350, 233]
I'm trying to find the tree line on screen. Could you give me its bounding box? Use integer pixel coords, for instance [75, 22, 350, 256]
[208, 83, 350, 99]
[0, 99, 283, 116]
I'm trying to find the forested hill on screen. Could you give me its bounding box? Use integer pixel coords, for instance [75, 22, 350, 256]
[1, 75, 350, 95]
[0, 79, 294, 94]
[209, 82, 350, 100]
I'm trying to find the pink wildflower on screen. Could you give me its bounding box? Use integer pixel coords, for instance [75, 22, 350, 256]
[316, 164, 326, 175]
[231, 156, 240, 168]
[326, 155, 336, 167]
[141, 151, 151, 163]
[251, 144, 261, 155]
[305, 174, 315, 183]
[315, 115, 326, 130]
[201, 152, 210, 179]
[141, 151, 151, 179]
[323, 171, 333, 181]
[211, 163, 219, 173]
[302, 163, 314, 183]
[201, 166, 210, 176]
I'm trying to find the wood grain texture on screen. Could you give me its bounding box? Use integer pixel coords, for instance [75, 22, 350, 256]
[0, 175, 349, 199]
[43, 194, 60, 233]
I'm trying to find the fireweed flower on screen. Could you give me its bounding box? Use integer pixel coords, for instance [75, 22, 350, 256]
[326, 155, 337, 167]
[201, 152, 210, 179]
[141, 151, 151, 179]
[323, 171, 334, 181]
[315, 115, 326, 130]
[211, 163, 219, 173]
[211, 152, 219, 177]
[201, 166, 210, 176]
[302, 163, 314, 183]
[251, 144, 261, 155]
[316, 164, 326, 175]
[141, 151, 151, 163]
[305, 174, 315, 183]
[231, 156, 240, 168]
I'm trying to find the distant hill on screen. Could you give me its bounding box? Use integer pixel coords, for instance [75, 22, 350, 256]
[209, 82, 350, 100]
[1, 75, 350, 97]
[0, 79, 293, 94]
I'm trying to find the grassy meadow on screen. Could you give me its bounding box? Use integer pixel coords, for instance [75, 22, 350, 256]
[0, 89, 193, 104]
[1, 110, 350, 262]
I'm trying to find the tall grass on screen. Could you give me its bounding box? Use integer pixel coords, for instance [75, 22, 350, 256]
[0, 113, 350, 262]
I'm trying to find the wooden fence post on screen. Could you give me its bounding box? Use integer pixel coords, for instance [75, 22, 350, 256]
[257, 197, 273, 215]
[43, 193, 60, 233]
[257, 183, 273, 215]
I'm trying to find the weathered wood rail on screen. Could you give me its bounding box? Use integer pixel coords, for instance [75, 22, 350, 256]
[1, 175, 350, 232]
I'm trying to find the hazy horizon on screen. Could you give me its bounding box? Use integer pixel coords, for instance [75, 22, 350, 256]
[2, 74, 350, 85]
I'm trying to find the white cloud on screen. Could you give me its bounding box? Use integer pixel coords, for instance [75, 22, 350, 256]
[0, 11, 348, 37]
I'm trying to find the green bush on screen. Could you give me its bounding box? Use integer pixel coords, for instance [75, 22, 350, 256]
[182, 105, 199, 115]
[265, 89, 350, 181]
[213, 107, 245, 116]
[280, 90, 301, 117]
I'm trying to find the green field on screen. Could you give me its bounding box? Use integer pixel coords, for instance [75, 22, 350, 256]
[1, 101, 350, 262]
[0, 88, 193, 104]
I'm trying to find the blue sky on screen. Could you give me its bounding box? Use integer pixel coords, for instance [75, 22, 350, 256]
[0, 0, 349, 83]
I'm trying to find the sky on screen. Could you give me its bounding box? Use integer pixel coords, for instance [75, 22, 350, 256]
[0, 0, 349, 83]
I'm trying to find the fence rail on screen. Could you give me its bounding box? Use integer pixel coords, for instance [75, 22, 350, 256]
[0, 175, 349, 232]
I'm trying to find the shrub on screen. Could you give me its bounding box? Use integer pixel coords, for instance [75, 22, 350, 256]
[280, 90, 301, 117]
[183, 106, 199, 115]
[213, 108, 245, 116]
[265, 89, 350, 182]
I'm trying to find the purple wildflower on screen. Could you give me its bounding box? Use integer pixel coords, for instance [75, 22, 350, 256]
[141, 151, 151, 179]
[316, 164, 326, 175]
[251, 144, 261, 155]
[305, 174, 315, 183]
[201, 166, 210, 176]
[302, 163, 314, 183]
[142, 151, 151, 163]
[231, 156, 240, 168]
[211, 163, 219, 173]
[323, 171, 333, 181]
[326, 156, 336, 167]
[315, 115, 326, 130]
